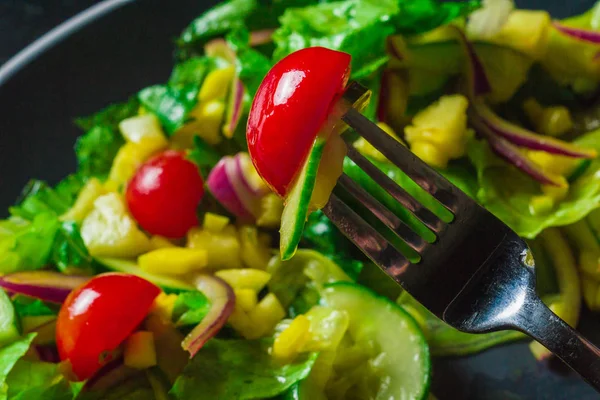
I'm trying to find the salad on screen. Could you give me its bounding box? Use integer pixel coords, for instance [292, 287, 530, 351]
[1, 0, 600, 398]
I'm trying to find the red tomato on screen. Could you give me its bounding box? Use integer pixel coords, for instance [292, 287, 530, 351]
[247, 47, 351, 196]
[56, 273, 160, 381]
[126, 150, 204, 238]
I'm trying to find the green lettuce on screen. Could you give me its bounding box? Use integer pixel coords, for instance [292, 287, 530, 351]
[5, 359, 83, 400]
[11, 296, 57, 318]
[172, 291, 211, 327]
[171, 339, 317, 400]
[469, 130, 600, 238]
[0, 334, 36, 399]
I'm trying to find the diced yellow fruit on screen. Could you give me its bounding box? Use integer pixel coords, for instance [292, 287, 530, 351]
[199, 66, 235, 102]
[541, 177, 569, 201]
[150, 235, 176, 250]
[187, 227, 242, 269]
[538, 107, 573, 137]
[228, 302, 256, 338]
[256, 193, 283, 228]
[239, 226, 273, 270]
[203, 213, 230, 233]
[235, 289, 258, 313]
[108, 137, 168, 187]
[119, 114, 166, 144]
[273, 315, 311, 362]
[172, 101, 226, 148]
[528, 150, 579, 176]
[247, 293, 286, 339]
[529, 195, 554, 215]
[523, 97, 544, 126]
[405, 95, 469, 168]
[353, 122, 405, 162]
[215, 268, 271, 291]
[139, 248, 208, 275]
[486, 10, 551, 60]
[310, 133, 346, 211]
[124, 331, 157, 369]
[410, 141, 448, 169]
[150, 293, 178, 321]
[138, 106, 147, 115]
[144, 314, 188, 383]
[60, 178, 105, 223]
[81, 193, 151, 258]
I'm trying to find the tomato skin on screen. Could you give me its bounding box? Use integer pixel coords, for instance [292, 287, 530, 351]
[247, 47, 351, 196]
[56, 273, 160, 381]
[126, 150, 204, 238]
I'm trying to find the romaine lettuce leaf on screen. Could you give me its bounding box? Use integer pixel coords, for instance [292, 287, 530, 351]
[5, 359, 83, 400]
[75, 126, 124, 179]
[172, 291, 211, 327]
[469, 129, 600, 238]
[11, 296, 57, 318]
[176, 0, 318, 58]
[171, 338, 317, 400]
[138, 84, 200, 136]
[0, 333, 36, 399]
[75, 97, 139, 133]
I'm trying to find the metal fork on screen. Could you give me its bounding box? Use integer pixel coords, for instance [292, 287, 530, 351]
[323, 84, 600, 391]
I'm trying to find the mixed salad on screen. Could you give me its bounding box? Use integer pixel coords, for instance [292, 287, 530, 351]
[2, 0, 600, 398]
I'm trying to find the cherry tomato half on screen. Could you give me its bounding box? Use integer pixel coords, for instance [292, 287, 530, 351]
[247, 47, 351, 196]
[126, 150, 205, 238]
[56, 273, 160, 381]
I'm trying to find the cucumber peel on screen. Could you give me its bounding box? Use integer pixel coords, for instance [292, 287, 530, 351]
[280, 139, 327, 260]
[319, 282, 431, 400]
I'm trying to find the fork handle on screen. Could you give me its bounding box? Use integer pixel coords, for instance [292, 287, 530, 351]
[521, 297, 600, 389]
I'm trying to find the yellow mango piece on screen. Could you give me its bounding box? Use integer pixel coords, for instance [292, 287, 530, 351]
[529, 195, 555, 215]
[144, 314, 188, 383]
[124, 331, 157, 369]
[150, 235, 176, 250]
[405, 95, 469, 168]
[310, 133, 346, 211]
[528, 150, 579, 176]
[172, 100, 226, 148]
[485, 10, 551, 60]
[81, 193, 151, 258]
[108, 137, 168, 187]
[150, 293, 178, 321]
[60, 178, 105, 223]
[228, 302, 256, 338]
[203, 213, 230, 233]
[247, 293, 286, 339]
[235, 289, 258, 313]
[541, 177, 569, 201]
[273, 315, 311, 362]
[199, 66, 235, 102]
[187, 227, 242, 269]
[139, 247, 208, 275]
[239, 226, 272, 270]
[256, 193, 283, 229]
[214, 268, 271, 292]
[119, 114, 166, 144]
[353, 122, 405, 162]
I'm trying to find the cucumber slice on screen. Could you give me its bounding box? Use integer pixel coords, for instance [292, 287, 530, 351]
[0, 289, 20, 347]
[280, 139, 326, 260]
[319, 282, 430, 400]
[95, 257, 194, 293]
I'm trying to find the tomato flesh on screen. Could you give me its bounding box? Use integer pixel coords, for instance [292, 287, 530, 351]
[247, 47, 351, 196]
[126, 150, 204, 238]
[56, 273, 160, 381]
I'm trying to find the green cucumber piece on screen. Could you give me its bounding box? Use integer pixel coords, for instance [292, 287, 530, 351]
[280, 139, 326, 260]
[568, 159, 592, 183]
[95, 257, 194, 293]
[320, 282, 430, 400]
[0, 289, 21, 347]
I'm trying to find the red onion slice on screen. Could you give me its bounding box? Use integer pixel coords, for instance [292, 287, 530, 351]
[0, 271, 90, 303]
[471, 115, 566, 186]
[224, 154, 262, 218]
[473, 101, 597, 159]
[235, 152, 269, 197]
[454, 26, 492, 97]
[181, 275, 235, 357]
[553, 21, 600, 44]
[249, 29, 275, 46]
[223, 78, 245, 139]
[207, 157, 254, 219]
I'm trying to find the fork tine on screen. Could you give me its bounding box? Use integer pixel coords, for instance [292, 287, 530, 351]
[337, 173, 429, 253]
[342, 107, 460, 212]
[344, 144, 445, 234]
[323, 194, 422, 287]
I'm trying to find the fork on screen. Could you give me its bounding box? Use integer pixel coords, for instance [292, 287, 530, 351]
[322, 83, 600, 391]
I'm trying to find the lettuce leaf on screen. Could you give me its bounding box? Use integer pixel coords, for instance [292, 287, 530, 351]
[172, 291, 211, 327]
[0, 334, 36, 399]
[176, 0, 318, 58]
[469, 129, 600, 239]
[171, 338, 317, 400]
[75, 98, 139, 133]
[5, 359, 83, 400]
[11, 296, 57, 318]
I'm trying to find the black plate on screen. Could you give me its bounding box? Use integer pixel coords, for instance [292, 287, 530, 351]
[0, 1, 599, 399]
